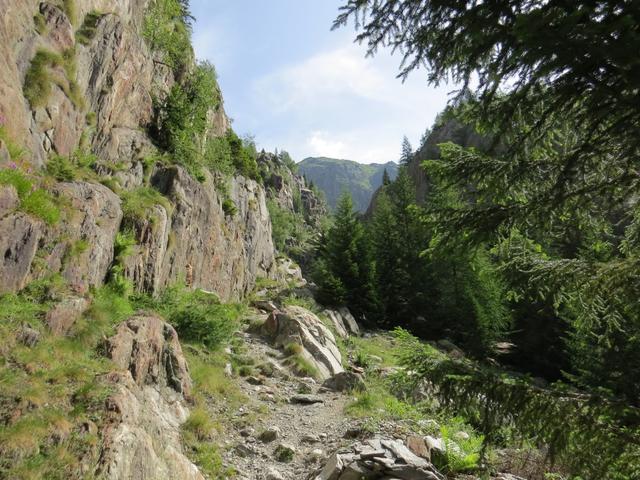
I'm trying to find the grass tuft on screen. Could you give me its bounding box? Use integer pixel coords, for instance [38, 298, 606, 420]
[0, 168, 61, 225]
[76, 11, 102, 45]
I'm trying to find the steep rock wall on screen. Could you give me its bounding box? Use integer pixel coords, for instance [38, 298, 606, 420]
[123, 166, 276, 301]
[0, 0, 275, 300]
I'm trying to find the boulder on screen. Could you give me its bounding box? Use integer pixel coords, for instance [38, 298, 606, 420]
[323, 310, 349, 339]
[259, 426, 281, 443]
[17, 325, 40, 347]
[105, 313, 192, 396]
[252, 299, 279, 313]
[98, 313, 202, 480]
[338, 307, 360, 336]
[322, 372, 366, 392]
[263, 305, 344, 380]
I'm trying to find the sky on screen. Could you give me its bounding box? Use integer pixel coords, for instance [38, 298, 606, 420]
[190, 0, 453, 164]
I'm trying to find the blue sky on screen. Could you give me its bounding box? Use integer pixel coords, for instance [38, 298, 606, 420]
[191, 0, 452, 164]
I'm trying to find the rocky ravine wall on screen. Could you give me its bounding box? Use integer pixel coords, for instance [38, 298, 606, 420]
[0, 0, 277, 301]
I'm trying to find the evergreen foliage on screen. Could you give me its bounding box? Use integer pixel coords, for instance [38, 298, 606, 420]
[399, 135, 412, 165]
[396, 329, 640, 480]
[314, 193, 379, 321]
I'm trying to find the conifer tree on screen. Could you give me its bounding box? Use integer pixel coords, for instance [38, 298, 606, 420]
[382, 168, 391, 186]
[315, 193, 379, 321]
[399, 136, 412, 165]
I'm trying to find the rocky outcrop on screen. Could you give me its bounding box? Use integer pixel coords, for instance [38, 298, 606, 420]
[323, 308, 360, 338]
[311, 437, 444, 480]
[258, 152, 327, 228]
[0, 0, 168, 169]
[0, 181, 122, 294]
[263, 305, 344, 381]
[0, 212, 41, 293]
[99, 313, 202, 480]
[45, 295, 89, 335]
[120, 166, 276, 301]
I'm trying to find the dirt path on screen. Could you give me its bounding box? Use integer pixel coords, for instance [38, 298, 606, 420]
[222, 326, 360, 480]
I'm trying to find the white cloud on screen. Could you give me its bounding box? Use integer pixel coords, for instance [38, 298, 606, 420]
[307, 131, 348, 158]
[250, 44, 454, 163]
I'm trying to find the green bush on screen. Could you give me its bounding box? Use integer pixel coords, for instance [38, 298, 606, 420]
[47, 154, 76, 181]
[34, 13, 47, 34]
[135, 285, 243, 350]
[21, 189, 61, 225]
[62, 0, 77, 26]
[222, 198, 237, 216]
[24, 49, 62, 108]
[143, 0, 193, 75]
[0, 126, 25, 161]
[0, 168, 32, 197]
[153, 62, 220, 179]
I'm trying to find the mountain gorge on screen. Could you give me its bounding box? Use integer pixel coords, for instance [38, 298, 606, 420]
[298, 157, 397, 212]
[1, 1, 639, 480]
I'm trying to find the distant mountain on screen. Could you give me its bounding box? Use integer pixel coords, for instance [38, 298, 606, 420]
[298, 157, 398, 212]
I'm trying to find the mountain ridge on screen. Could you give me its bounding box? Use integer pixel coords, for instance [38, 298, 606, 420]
[298, 156, 398, 211]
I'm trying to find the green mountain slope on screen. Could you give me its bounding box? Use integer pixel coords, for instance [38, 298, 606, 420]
[298, 157, 398, 211]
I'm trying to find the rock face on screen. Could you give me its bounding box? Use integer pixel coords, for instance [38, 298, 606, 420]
[0, 181, 123, 295]
[0, 0, 170, 169]
[119, 166, 276, 301]
[323, 308, 360, 339]
[45, 296, 90, 335]
[99, 313, 202, 480]
[263, 305, 344, 380]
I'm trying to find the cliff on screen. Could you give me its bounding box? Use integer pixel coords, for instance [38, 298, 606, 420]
[0, 0, 278, 301]
[0, 1, 289, 477]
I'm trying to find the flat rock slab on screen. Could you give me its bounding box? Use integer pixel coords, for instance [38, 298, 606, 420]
[290, 394, 325, 405]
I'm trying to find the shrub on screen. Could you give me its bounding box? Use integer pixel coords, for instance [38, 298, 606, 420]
[136, 285, 243, 350]
[62, 0, 77, 26]
[0, 126, 25, 161]
[21, 189, 61, 225]
[143, 0, 194, 75]
[34, 13, 47, 34]
[227, 130, 259, 180]
[183, 407, 216, 441]
[24, 49, 62, 108]
[0, 168, 32, 197]
[24, 48, 83, 109]
[222, 198, 237, 216]
[435, 421, 484, 474]
[47, 154, 76, 181]
[153, 62, 220, 179]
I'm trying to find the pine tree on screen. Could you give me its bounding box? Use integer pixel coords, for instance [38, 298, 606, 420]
[314, 193, 379, 321]
[382, 168, 391, 185]
[399, 136, 412, 165]
[419, 128, 430, 149]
